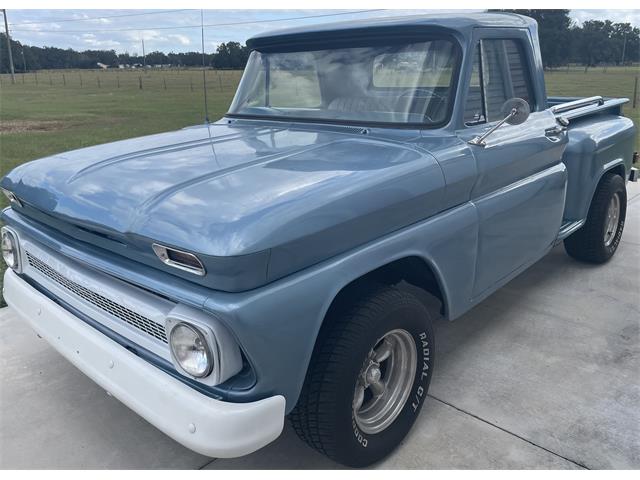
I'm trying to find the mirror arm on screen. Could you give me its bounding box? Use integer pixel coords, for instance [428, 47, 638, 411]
[468, 108, 517, 147]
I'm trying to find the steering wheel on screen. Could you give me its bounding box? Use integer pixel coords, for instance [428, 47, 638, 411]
[396, 88, 447, 123]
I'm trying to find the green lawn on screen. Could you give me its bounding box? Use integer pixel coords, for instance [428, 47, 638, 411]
[544, 65, 640, 145]
[0, 66, 639, 306]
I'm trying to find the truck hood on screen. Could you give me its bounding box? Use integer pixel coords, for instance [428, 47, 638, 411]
[2, 121, 445, 290]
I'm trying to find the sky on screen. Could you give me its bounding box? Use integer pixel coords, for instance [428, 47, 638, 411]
[4, 9, 640, 55]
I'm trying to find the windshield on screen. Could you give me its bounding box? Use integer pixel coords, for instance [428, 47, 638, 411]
[228, 38, 458, 126]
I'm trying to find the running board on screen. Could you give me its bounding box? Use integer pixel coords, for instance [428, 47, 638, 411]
[556, 219, 585, 244]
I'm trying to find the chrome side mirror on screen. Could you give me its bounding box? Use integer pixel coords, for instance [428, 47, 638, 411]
[469, 98, 531, 147]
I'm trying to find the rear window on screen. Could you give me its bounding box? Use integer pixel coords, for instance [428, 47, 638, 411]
[372, 46, 455, 88]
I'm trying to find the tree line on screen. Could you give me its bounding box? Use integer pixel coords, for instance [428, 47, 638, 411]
[494, 10, 639, 68]
[0, 37, 251, 72]
[1, 10, 639, 73]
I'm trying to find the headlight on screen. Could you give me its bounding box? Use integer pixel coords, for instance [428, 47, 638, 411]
[1, 227, 20, 271]
[166, 305, 243, 386]
[169, 322, 213, 378]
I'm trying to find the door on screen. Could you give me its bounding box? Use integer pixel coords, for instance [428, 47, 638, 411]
[458, 37, 568, 297]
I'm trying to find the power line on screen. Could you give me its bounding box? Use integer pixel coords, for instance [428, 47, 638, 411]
[10, 9, 386, 33]
[9, 9, 192, 26]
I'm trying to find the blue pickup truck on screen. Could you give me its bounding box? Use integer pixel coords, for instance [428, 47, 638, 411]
[1, 13, 637, 467]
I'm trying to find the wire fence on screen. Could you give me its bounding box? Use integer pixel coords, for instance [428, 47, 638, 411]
[1, 64, 638, 110]
[545, 63, 640, 74]
[0, 68, 244, 92]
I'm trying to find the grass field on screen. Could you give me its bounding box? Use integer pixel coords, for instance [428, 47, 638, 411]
[0, 66, 639, 305]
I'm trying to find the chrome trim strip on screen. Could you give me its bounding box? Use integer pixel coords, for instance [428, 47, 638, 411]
[550, 96, 604, 114]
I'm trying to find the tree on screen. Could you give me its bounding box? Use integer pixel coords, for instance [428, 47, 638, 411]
[571, 20, 640, 67]
[145, 51, 168, 66]
[212, 42, 250, 69]
[493, 10, 573, 68]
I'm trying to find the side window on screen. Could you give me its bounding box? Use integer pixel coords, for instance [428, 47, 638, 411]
[464, 44, 485, 124]
[464, 38, 535, 125]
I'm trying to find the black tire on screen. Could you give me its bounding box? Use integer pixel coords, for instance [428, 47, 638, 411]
[564, 173, 627, 264]
[289, 285, 435, 468]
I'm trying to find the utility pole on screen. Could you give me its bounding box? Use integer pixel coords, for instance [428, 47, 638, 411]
[141, 38, 146, 68]
[2, 9, 16, 84]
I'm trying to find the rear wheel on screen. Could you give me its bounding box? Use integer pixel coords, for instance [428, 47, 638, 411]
[564, 173, 626, 264]
[289, 285, 435, 467]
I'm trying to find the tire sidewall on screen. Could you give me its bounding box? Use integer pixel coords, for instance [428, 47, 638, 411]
[600, 176, 627, 259]
[334, 293, 435, 466]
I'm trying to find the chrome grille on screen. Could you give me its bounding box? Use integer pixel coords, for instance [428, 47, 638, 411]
[26, 251, 168, 343]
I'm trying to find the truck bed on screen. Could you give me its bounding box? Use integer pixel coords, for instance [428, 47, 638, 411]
[550, 96, 636, 229]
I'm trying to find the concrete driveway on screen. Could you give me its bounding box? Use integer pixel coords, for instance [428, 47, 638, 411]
[1, 182, 638, 469]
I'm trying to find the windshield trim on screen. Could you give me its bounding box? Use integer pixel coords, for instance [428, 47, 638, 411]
[226, 34, 462, 130]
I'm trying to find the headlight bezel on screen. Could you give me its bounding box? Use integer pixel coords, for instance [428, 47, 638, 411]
[169, 322, 214, 378]
[165, 304, 243, 386]
[1, 226, 21, 272]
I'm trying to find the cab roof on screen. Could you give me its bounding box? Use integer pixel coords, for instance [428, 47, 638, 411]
[247, 12, 536, 49]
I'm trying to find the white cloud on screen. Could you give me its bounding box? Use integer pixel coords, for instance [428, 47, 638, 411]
[79, 33, 121, 49]
[571, 9, 640, 26]
[168, 34, 190, 46]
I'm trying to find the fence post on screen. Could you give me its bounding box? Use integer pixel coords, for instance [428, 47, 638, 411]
[22, 73, 25, 84]
[117, 76, 120, 88]
[163, 77, 167, 90]
[633, 76, 638, 109]
[62, 74, 66, 86]
[139, 76, 143, 90]
[190, 78, 193, 92]
[97, 76, 101, 88]
[79, 74, 82, 87]
[35, 71, 38, 85]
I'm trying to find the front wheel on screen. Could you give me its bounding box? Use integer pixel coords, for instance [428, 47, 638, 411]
[289, 285, 435, 467]
[564, 173, 627, 264]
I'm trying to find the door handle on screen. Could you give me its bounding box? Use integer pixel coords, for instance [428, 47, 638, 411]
[545, 125, 566, 138]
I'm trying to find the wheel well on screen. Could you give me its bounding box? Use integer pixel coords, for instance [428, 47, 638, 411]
[325, 256, 446, 322]
[605, 164, 626, 181]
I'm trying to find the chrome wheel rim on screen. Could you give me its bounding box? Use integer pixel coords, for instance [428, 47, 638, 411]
[353, 329, 417, 435]
[604, 193, 620, 247]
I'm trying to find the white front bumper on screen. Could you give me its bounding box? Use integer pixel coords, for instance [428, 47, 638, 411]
[3, 269, 286, 458]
